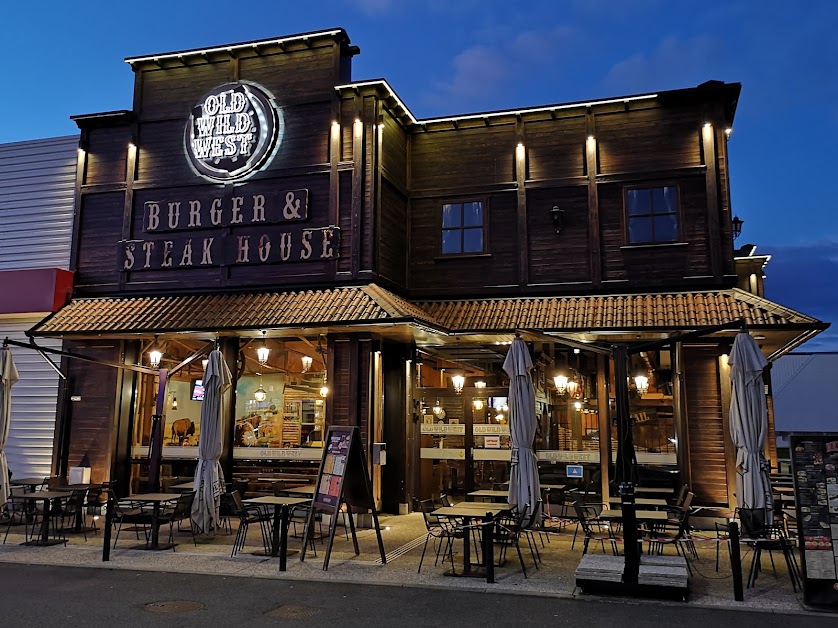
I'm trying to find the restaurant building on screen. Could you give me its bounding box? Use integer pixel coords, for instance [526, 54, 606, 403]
[28, 28, 827, 512]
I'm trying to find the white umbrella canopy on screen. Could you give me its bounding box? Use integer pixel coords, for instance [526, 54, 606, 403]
[728, 331, 773, 511]
[0, 346, 19, 507]
[191, 349, 232, 535]
[504, 337, 541, 525]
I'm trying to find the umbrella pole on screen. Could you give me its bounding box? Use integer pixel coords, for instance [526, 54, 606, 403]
[613, 345, 640, 585]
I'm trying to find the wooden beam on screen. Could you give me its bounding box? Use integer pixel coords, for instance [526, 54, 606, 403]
[515, 118, 528, 288]
[586, 110, 602, 286]
[719, 352, 737, 509]
[351, 98, 364, 278]
[702, 118, 723, 280]
[597, 354, 612, 502]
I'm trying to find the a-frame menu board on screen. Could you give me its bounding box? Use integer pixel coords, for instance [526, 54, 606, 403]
[300, 426, 386, 569]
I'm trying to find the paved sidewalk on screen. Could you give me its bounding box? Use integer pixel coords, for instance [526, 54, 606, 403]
[0, 512, 812, 615]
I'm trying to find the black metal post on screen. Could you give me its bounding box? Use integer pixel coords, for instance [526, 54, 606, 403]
[729, 521, 743, 601]
[102, 491, 113, 562]
[613, 344, 640, 584]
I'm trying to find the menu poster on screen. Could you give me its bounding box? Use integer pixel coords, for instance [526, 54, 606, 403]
[790, 433, 838, 609]
[313, 431, 352, 510]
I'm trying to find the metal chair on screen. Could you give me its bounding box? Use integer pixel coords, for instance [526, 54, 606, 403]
[229, 490, 272, 557]
[573, 501, 618, 555]
[158, 491, 197, 548]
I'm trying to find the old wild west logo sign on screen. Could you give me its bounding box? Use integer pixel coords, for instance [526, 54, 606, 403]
[119, 82, 340, 271]
[184, 82, 282, 182]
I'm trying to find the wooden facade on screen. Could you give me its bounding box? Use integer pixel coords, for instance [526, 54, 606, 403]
[32, 29, 826, 510]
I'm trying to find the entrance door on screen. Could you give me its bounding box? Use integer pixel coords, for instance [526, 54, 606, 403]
[415, 387, 512, 500]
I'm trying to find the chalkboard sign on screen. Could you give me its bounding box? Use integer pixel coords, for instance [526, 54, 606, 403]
[301, 426, 385, 569]
[790, 433, 838, 610]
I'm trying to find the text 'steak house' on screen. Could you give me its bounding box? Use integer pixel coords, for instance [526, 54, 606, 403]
[31, 28, 826, 512]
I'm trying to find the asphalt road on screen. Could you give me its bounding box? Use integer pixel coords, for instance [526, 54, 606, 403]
[0, 563, 820, 627]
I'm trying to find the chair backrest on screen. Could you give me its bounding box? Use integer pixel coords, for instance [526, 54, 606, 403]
[440, 493, 453, 507]
[674, 484, 689, 507]
[414, 498, 440, 531]
[681, 491, 694, 513]
[173, 492, 194, 520]
[572, 501, 592, 532]
[230, 490, 247, 516]
[737, 507, 772, 538]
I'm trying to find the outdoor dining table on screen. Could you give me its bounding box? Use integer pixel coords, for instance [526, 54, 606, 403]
[243, 495, 312, 570]
[118, 493, 180, 550]
[634, 487, 675, 495]
[9, 477, 48, 492]
[597, 508, 670, 524]
[8, 491, 69, 546]
[170, 481, 195, 492]
[281, 484, 316, 496]
[607, 496, 668, 508]
[467, 489, 510, 501]
[432, 504, 511, 583]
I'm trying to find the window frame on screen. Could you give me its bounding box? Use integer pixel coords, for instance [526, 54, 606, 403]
[438, 197, 489, 257]
[622, 184, 682, 246]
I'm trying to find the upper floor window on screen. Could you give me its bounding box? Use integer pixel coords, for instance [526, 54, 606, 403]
[441, 201, 485, 255]
[626, 186, 679, 244]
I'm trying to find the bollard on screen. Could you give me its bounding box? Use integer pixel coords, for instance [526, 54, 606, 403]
[729, 521, 743, 601]
[102, 492, 113, 562]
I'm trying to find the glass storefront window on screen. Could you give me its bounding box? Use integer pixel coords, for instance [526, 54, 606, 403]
[233, 338, 326, 462]
[611, 349, 678, 486]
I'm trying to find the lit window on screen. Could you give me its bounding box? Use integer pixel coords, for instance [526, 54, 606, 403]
[626, 186, 679, 244]
[441, 201, 485, 255]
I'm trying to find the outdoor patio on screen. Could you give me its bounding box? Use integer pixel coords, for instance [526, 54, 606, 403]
[0, 507, 807, 615]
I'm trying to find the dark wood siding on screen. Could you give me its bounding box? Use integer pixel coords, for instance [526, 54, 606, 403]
[527, 186, 590, 285]
[684, 345, 729, 505]
[596, 104, 702, 174]
[409, 192, 518, 297]
[379, 180, 407, 285]
[85, 128, 130, 185]
[526, 117, 586, 181]
[63, 341, 120, 484]
[74, 192, 123, 291]
[410, 126, 515, 193]
[139, 62, 230, 121]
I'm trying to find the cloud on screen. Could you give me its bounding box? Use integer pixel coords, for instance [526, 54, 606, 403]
[424, 26, 583, 112]
[762, 240, 838, 351]
[603, 34, 728, 93]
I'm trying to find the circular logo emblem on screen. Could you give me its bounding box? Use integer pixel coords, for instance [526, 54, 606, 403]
[184, 82, 283, 182]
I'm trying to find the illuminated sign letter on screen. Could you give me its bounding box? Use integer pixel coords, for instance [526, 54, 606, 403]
[188, 200, 202, 227]
[146, 203, 160, 231]
[300, 230, 312, 260]
[201, 238, 214, 265]
[258, 235, 271, 262]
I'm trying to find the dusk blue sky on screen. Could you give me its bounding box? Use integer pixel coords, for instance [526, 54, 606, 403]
[3, 1, 837, 349]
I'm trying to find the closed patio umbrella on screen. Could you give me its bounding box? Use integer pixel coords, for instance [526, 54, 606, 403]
[191, 349, 232, 535]
[0, 346, 19, 507]
[728, 331, 773, 512]
[504, 336, 541, 525]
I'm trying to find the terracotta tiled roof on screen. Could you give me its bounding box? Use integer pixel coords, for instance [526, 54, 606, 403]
[416, 289, 823, 332]
[31, 286, 823, 337]
[32, 285, 444, 335]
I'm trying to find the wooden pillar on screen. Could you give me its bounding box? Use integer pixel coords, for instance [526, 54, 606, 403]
[381, 342, 411, 514]
[719, 351, 737, 509]
[596, 354, 612, 502]
[672, 342, 691, 490]
[515, 118, 528, 287]
[702, 120, 723, 280]
[219, 337, 238, 483]
[350, 102, 364, 279]
[586, 111, 602, 286]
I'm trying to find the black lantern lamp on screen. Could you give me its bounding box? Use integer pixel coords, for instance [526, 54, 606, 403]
[549, 205, 565, 234]
[731, 215, 744, 240]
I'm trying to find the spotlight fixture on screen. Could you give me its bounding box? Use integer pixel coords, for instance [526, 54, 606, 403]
[474, 380, 487, 389]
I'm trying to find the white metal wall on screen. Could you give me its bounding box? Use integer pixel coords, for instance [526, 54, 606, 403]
[0, 135, 77, 271]
[2, 318, 63, 478]
[0, 135, 77, 478]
